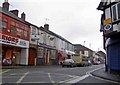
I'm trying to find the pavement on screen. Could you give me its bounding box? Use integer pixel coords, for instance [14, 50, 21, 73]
[1, 65, 120, 83]
[91, 67, 120, 83]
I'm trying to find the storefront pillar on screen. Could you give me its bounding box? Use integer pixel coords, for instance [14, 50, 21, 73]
[20, 48, 29, 65]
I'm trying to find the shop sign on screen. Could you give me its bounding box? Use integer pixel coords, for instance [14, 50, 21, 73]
[31, 34, 40, 40]
[104, 24, 112, 30]
[0, 33, 29, 48]
[103, 18, 112, 25]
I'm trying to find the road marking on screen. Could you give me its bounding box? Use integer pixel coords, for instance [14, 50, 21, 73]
[60, 75, 89, 83]
[16, 71, 29, 83]
[48, 73, 55, 83]
[1, 69, 11, 74]
[86, 65, 105, 75]
[86, 66, 120, 84]
[60, 65, 105, 83]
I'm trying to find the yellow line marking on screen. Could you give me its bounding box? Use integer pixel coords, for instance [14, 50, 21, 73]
[16, 72, 29, 83]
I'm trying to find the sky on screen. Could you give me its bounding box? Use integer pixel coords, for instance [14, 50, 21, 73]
[0, 0, 105, 52]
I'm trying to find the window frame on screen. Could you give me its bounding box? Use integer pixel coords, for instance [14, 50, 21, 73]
[112, 2, 120, 22]
[2, 17, 8, 32]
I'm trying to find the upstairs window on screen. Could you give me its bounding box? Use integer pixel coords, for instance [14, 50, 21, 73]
[117, 2, 120, 19]
[10, 21, 16, 36]
[2, 18, 8, 32]
[112, 2, 120, 22]
[112, 5, 117, 21]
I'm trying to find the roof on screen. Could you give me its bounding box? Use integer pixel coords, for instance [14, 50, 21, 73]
[0, 7, 27, 24]
[97, 0, 118, 11]
[28, 22, 73, 45]
[97, 0, 107, 11]
[74, 44, 94, 52]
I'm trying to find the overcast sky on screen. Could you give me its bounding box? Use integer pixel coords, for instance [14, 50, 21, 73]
[0, 0, 105, 51]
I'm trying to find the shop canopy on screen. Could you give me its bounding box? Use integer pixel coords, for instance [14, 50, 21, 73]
[65, 50, 75, 55]
[58, 51, 68, 60]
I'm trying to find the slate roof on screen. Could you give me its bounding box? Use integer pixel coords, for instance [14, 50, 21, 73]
[74, 44, 93, 52]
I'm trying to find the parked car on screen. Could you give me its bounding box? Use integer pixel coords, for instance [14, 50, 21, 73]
[77, 61, 92, 67]
[93, 61, 100, 65]
[62, 59, 76, 67]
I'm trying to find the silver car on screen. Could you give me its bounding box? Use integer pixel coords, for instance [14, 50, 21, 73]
[62, 59, 76, 67]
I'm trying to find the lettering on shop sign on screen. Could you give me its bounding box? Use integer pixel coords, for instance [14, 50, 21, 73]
[2, 35, 18, 44]
[19, 40, 27, 46]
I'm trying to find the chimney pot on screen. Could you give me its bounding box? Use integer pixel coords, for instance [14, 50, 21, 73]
[21, 12, 26, 21]
[2, 0, 9, 11]
[44, 24, 49, 31]
[10, 10, 19, 16]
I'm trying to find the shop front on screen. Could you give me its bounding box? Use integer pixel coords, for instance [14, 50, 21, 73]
[37, 42, 57, 65]
[1, 34, 29, 66]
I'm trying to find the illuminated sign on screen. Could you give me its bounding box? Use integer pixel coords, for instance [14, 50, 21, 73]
[0, 33, 29, 48]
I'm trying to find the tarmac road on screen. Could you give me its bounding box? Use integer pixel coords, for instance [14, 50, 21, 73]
[2, 64, 119, 85]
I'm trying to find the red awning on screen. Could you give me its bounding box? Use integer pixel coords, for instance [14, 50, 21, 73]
[58, 51, 68, 60]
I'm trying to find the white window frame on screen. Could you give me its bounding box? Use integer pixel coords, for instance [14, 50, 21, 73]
[111, 2, 120, 22]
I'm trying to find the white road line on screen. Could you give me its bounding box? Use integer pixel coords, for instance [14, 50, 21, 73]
[1, 69, 11, 74]
[16, 71, 29, 83]
[86, 66, 120, 84]
[61, 75, 89, 83]
[48, 73, 55, 83]
[60, 65, 105, 83]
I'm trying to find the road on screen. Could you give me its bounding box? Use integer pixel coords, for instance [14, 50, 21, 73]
[1, 64, 118, 85]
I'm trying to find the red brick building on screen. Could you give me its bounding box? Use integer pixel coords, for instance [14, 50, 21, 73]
[0, 1, 30, 65]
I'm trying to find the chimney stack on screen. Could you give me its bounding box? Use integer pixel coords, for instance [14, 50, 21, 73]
[44, 24, 49, 31]
[21, 12, 26, 21]
[10, 10, 19, 16]
[2, 0, 9, 11]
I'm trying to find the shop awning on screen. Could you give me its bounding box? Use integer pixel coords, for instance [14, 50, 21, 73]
[58, 51, 68, 59]
[65, 50, 75, 55]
